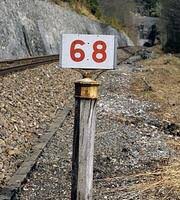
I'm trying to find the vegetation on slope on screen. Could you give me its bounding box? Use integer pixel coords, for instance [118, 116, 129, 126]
[51, 0, 125, 33]
[52, 0, 101, 18]
[135, 0, 160, 16]
[52, 0, 180, 53]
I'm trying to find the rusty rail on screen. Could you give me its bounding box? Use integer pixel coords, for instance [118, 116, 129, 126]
[0, 54, 59, 76]
[0, 46, 147, 76]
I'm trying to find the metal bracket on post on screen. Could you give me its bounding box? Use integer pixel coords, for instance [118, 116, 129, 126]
[71, 76, 99, 200]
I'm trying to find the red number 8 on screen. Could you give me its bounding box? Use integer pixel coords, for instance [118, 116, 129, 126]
[92, 41, 107, 63]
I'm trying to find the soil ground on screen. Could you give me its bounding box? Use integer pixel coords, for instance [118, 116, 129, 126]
[131, 48, 180, 124]
[18, 48, 180, 199]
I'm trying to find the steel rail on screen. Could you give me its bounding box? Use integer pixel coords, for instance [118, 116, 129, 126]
[0, 54, 59, 65]
[0, 46, 145, 76]
[0, 54, 59, 76]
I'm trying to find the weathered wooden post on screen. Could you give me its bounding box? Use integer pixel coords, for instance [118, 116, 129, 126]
[60, 33, 117, 200]
[71, 77, 99, 200]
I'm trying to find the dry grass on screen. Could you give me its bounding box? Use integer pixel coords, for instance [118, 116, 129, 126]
[131, 50, 180, 123]
[166, 139, 180, 151]
[71, 2, 97, 20]
[130, 48, 180, 199]
[50, 0, 98, 20]
[50, 0, 70, 8]
[145, 161, 179, 187]
[96, 160, 180, 199]
[50, 0, 127, 32]
[134, 161, 180, 199]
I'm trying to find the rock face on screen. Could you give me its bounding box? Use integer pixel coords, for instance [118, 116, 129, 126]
[0, 0, 133, 59]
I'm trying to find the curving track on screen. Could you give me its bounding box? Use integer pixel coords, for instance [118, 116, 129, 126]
[0, 54, 59, 76]
[0, 46, 146, 76]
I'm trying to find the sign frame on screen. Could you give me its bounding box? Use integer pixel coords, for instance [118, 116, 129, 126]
[59, 34, 117, 70]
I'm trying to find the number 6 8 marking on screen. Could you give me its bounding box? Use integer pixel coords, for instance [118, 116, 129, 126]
[70, 40, 107, 63]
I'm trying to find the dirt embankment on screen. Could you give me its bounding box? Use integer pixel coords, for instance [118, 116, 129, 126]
[20, 48, 180, 199]
[131, 48, 180, 128]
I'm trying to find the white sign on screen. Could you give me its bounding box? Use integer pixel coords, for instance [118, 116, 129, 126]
[60, 34, 117, 69]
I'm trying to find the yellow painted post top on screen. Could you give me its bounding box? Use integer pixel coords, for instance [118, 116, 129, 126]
[75, 78, 100, 100]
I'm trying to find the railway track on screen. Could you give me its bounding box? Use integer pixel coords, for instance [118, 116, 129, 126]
[0, 46, 146, 76]
[0, 54, 59, 76]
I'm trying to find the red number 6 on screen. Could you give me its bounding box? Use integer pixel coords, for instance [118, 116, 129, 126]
[70, 40, 85, 62]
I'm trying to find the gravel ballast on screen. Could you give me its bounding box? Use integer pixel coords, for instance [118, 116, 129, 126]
[18, 60, 179, 199]
[0, 64, 80, 186]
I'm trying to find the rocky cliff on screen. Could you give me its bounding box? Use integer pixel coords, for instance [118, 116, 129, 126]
[0, 0, 133, 59]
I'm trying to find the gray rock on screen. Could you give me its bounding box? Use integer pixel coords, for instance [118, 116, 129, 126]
[0, 0, 134, 59]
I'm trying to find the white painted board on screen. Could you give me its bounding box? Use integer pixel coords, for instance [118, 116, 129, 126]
[60, 34, 117, 69]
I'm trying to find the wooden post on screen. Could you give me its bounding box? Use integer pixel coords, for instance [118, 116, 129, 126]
[71, 77, 99, 200]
